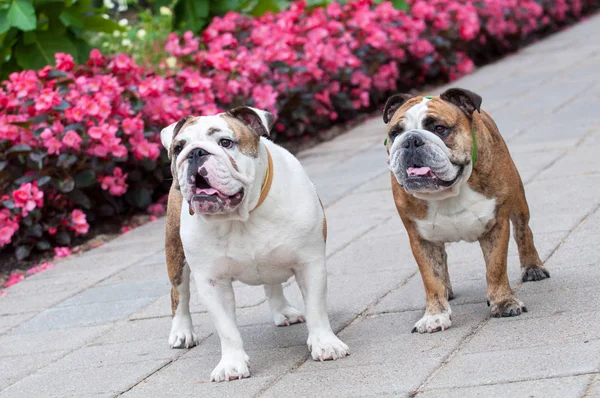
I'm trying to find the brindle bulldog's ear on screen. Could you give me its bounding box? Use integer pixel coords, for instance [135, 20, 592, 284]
[228, 106, 274, 137]
[161, 116, 193, 158]
[383, 94, 413, 124]
[440, 88, 482, 117]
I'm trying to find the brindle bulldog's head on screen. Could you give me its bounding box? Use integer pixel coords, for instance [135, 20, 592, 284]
[161, 106, 274, 218]
[383, 88, 482, 201]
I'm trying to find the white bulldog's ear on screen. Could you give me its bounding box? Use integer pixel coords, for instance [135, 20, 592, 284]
[228, 106, 274, 137]
[161, 116, 194, 157]
[383, 93, 413, 124]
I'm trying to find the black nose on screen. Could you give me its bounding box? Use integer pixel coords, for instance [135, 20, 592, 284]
[402, 134, 424, 149]
[188, 148, 210, 160]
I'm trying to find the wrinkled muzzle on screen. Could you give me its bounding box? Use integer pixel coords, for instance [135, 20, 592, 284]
[176, 143, 248, 215]
[388, 130, 463, 194]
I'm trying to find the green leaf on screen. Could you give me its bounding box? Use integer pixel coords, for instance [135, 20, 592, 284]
[14, 174, 35, 185]
[55, 231, 71, 245]
[6, 144, 31, 154]
[81, 15, 124, 33]
[248, 0, 289, 16]
[14, 33, 78, 70]
[0, 160, 7, 171]
[74, 170, 96, 188]
[28, 224, 42, 238]
[7, 0, 36, 31]
[390, 0, 408, 11]
[0, 10, 10, 34]
[211, 0, 242, 15]
[57, 176, 75, 192]
[59, 8, 83, 28]
[36, 240, 52, 251]
[16, 244, 33, 260]
[70, 188, 92, 209]
[2, 200, 15, 209]
[37, 175, 51, 186]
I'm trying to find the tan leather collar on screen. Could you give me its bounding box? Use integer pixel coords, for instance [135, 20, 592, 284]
[251, 146, 273, 212]
[188, 146, 273, 216]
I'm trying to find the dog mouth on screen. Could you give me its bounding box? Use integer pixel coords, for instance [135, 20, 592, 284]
[189, 173, 244, 214]
[406, 165, 463, 188]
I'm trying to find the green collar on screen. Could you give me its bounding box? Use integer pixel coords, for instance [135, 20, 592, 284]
[385, 95, 477, 166]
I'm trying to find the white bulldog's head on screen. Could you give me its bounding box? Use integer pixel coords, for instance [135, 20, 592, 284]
[161, 106, 274, 219]
[383, 88, 482, 201]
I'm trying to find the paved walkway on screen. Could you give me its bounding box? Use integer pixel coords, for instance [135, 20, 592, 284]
[2, 16, 600, 398]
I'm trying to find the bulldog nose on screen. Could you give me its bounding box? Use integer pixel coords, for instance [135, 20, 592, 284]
[403, 134, 425, 149]
[188, 148, 210, 160]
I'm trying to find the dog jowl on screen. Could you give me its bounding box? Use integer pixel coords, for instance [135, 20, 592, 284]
[383, 88, 549, 333]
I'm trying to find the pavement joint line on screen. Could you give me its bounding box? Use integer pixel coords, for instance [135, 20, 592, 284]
[415, 371, 600, 396]
[0, 247, 165, 337]
[254, 271, 421, 398]
[116, 333, 216, 396]
[583, 373, 600, 397]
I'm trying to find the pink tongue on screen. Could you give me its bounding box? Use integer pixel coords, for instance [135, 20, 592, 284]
[195, 187, 224, 197]
[408, 167, 432, 176]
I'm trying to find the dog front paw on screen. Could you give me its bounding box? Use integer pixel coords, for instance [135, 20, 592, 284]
[272, 306, 305, 327]
[307, 332, 350, 361]
[522, 266, 550, 282]
[169, 314, 198, 349]
[412, 310, 452, 334]
[210, 351, 250, 382]
[490, 296, 527, 317]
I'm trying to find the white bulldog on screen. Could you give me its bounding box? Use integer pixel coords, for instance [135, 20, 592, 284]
[160, 106, 349, 382]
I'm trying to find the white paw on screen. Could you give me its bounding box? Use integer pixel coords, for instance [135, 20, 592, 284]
[169, 315, 198, 349]
[412, 310, 452, 334]
[273, 306, 305, 327]
[210, 351, 250, 382]
[307, 332, 350, 361]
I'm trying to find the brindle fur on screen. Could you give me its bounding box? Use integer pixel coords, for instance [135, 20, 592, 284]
[388, 89, 548, 322]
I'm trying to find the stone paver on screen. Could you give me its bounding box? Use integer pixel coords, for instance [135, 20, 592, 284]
[2, 15, 600, 398]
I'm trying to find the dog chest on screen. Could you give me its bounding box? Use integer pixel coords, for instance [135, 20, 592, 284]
[415, 186, 496, 243]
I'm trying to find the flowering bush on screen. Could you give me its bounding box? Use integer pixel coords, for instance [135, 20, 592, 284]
[1, 0, 598, 261]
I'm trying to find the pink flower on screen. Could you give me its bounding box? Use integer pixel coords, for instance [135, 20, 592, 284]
[147, 203, 164, 215]
[71, 209, 90, 235]
[54, 247, 72, 258]
[55, 53, 75, 72]
[252, 85, 277, 111]
[122, 117, 144, 135]
[99, 167, 128, 196]
[27, 262, 56, 275]
[121, 225, 132, 233]
[4, 273, 24, 287]
[150, 215, 158, 222]
[12, 182, 44, 217]
[409, 39, 435, 59]
[62, 130, 82, 150]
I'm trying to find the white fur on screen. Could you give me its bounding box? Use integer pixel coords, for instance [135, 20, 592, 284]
[404, 97, 431, 127]
[413, 308, 452, 334]
[168, 110, 348, 381]
[416, 184, 496, 243]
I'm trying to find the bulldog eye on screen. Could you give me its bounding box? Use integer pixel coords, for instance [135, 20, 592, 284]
[219, 138, 234, 149]
[389, 129, 401, 140]
[173, 144, 184, 155]
[434, 125, 448, 136]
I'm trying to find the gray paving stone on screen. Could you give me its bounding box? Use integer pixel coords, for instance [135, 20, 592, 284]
[94, 313, 213, 346]
[12, 298, 155, 334]
[123, 357, 276, 398]
[516, 286, 600, 319]
[0, 325, 110, 357]
[587, 374, 600, 398]
[0, 313, 35, 336]
[0, 359, 167, 398]
[0, 350, 68, 391]
[56, 280, 170, 307]
[418, 374, 593, 398]
[461, 312, 600, 354]
[426, 340, 600, 390]
[262, 358, 440, 398]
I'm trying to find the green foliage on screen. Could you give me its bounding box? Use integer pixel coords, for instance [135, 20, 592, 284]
[0, 0, 123, 79]
[141, 0, 408, 34]
[89, 4, 175, 71]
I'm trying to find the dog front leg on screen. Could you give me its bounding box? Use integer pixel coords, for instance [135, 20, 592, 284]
[294, 257, 349, 361]
[194, 274, 249, 382]
[406, 224, 452, 334]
